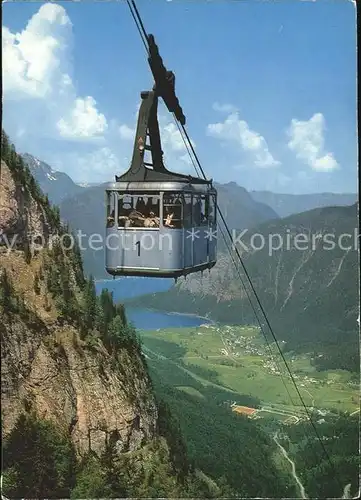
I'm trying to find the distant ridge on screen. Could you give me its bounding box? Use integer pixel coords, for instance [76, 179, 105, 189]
[251, 190, 357, 218]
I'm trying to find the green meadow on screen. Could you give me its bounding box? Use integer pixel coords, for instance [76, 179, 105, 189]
[140, 324, 359, 415]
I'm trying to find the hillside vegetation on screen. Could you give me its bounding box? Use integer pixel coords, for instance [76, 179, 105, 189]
[128, 204, 359, 372]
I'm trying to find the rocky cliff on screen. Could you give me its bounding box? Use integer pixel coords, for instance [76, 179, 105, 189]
[1, 132, 219, 498]
[1, 158, 157, 458]
[0, 159, 52, 247]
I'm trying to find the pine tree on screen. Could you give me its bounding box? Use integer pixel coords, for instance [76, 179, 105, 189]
[116, 303, 127, 326]
[82, 276, 97, 335]
[0, 268, 12, 308]
[9, 143, 17, 173]
[70, 454, 107, 498]
[52, 206, 61, 227]
[107, 315, 124, 351]
[24, 239, 32, 264]
[2, 413, 75, 498]
[1, 129, 10, 163]
[100, 442, 127, 498]
[97, 289, 116, 339]
[72, 237, 85, 288]
[34, 273, 41, 295]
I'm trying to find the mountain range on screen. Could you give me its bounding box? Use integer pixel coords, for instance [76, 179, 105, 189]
[251, 190, 357, 218]
[23, 152, 357, 219]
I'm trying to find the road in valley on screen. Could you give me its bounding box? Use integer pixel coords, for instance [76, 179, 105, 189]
[273, 431, 308, 499]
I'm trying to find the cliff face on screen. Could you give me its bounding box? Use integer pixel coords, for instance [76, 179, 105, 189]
[0, 158, 157, 458]
[1, 306, 157, 457]
[0, 159, 51, 246]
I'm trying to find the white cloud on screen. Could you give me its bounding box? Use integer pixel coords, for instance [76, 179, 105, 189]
[161, 122, 186, 152]
[178, 153, 193, 166]
[117, 103, 195, 173]
[312, 154, 339, 172]
[3, 3, 107, 141]
[159, 117, 195, 171]
[51, 147, 122, 184]
[119, 124, 135, 141]
[57, 96, 107, 139]
[287, 113, 339, 172]
[277, 173, 292, 188]
[212, 102, 238, 114]
[207, 109, 280, 168]
[2, 3, 197, 183]
[3, 4, 72, 100]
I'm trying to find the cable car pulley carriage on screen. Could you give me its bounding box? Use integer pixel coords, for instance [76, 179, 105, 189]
[105, 34, 217, 279]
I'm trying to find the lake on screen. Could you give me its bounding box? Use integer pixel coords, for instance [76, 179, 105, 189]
[95, 278, 210, 330]
[125, 307, 211, 330]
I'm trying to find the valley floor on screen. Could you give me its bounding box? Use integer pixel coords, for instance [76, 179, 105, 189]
[140, 323, 359, 418]
[139, 322, 359, 498]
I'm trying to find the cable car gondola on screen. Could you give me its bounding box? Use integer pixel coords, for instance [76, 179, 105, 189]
[105, 34, 217, 278]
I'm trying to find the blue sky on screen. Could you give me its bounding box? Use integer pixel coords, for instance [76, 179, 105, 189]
[3, 0, 357, 194]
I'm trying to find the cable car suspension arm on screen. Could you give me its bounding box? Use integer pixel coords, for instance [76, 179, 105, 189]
[127, 0, 185, 125]
[126, 90, 166, 175]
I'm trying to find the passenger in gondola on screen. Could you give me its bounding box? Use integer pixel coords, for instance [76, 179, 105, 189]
[144, 211, 160, 227]
[129, 208, 146, 227]
[142, 197, 160, 227]
[136, 197, 147, 215]
[118, 206, 130, 227]
[117, 198, 128, 227]
[144, 198, 153, 217]
[164, 210, 175, 227]
[107, 209, 115, 227]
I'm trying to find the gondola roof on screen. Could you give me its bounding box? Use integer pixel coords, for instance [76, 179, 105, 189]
[115, 163, 211, 185]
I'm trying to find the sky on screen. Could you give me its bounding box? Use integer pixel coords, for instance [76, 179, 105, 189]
[2, 0, 358, 194]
